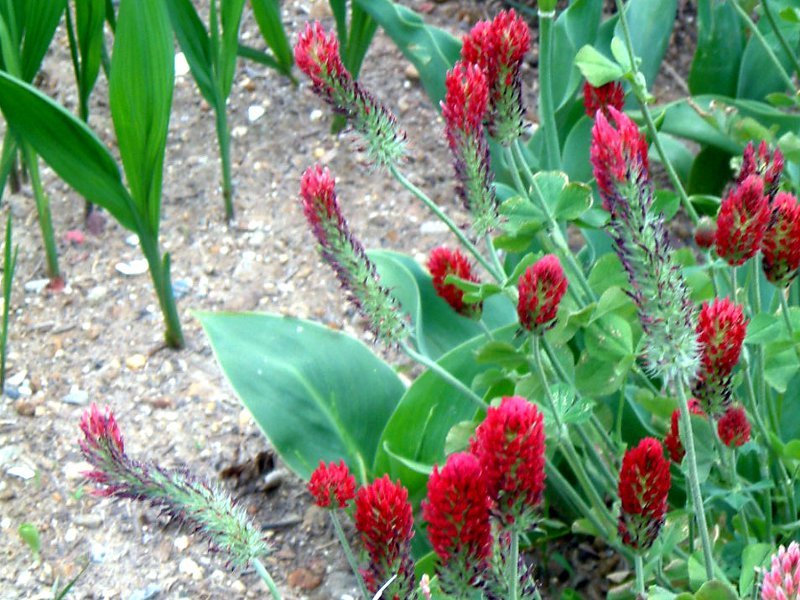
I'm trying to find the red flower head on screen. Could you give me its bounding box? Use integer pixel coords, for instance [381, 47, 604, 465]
[517, 254, 568, 334]
[469, 396, 545, 527]
[428, 246, 482, 318]
[461, 10, 530, 144]
[590, 107, 650, 209]
[761, 541, 800, 600]
[663, 399, 705, 464]
[583, 81, 625, 119]
[354, 476, 415, 598]
[717, 405, 751, 448]
[79, 403, 125, 494]
[737, 140, 784, 201]
[618, 437, 671, 550]
[715, 175, 770, 266]
[443, 62, 489, 143]
[694, 216, 716, 250]
[762, 191, 800, 287]
[422, 452, 492, 595]
[294, 22, 348, 93]
[307, 460, 356, 509]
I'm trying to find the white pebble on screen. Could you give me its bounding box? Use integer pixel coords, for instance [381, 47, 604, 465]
[247, 105, 266, 122]
[174, 52, 190, 77]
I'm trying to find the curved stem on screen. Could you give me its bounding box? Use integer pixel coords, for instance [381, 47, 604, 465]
[537, 11, 561, 170]
[330, 511, 371, 600]
[675, 379, 715, 579]
[252, 557, 282, 600]
[388, 164, 501, 281]
[400, 340, 486, 411]
[762, 0, 800, 78]
[613, 0, 699, 225]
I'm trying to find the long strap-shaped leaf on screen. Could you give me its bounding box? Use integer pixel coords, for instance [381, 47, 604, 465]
[165, 0, 215, 103]
[19, 0, 67, 82]
[218, 0, 246, 98]
[110, 0, 174, 235]
[73, 0, 105, 119]
[0, 71, 136, 230]
[250, 0, 293, 77]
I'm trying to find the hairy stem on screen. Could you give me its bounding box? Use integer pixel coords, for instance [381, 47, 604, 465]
[330, 511, 371, 600]
[252, 557, 282, 600]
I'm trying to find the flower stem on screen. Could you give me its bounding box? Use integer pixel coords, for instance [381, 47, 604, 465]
[330, 511, 371, 600]
[778, 290, 800, 359]
[388, 164, 501, 281]
[213, 92, 234, 222]
[138, 234, 185, 349]
[486, 233, 506, 280]
[761, 0, 800, 78]
[400, 340, 486, 411]
[252, 557, 282, 600]
[613, 0, 698, 225]
[537, 9, 561, 170]
[675, 379, 715, 579]
[634, 553, 645, 597]
[509, 532, 520, 600]
[731, 0, 796, 91]
[22, 144, 60, 281]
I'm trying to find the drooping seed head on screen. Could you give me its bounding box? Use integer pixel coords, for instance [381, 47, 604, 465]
[469, 396, 546, 528]
[583, 81, 625, 119]
[517, 254, 568, 334]
[307, 460, 356, 509]
[618, 437, 671, 550]
[762, 191, 800, 287]
[717, 405, 751, 448]
[715, 175, 770, 266]
[427, 246, 483, 318]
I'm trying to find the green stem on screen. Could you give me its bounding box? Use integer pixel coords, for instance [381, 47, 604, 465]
[778, 290, 800, 359]
[762, 0, 800, 78]
[675, 379, 714, 579]
[486, 234, 506, 280]
[22, 145, 59, 281]
[731, 0, 795, 90]
[509, 532, 519, 600]
[537, 11, 561, 170]
[252, 557, 282, 600]
[330, 511, 371, 600]
[545, 457, 609, 538]
[388, 164, 501, 281]
[400, 340, 485, 411]
[139, 234, 185, 349]
[634, 553, 645, 597]
[214, 96, 234, 222]
[613, 0, 698, 225]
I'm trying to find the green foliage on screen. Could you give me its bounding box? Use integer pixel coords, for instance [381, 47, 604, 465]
[65, 0, 106, 121]
[0, 213, 17, 389]
[17, 522, 40, 559]
[249, 0, 294, 79]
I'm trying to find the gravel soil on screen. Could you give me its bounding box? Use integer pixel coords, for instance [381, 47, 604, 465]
[0, 1, 695, 598]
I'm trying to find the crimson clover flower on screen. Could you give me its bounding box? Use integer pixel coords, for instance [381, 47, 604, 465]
[663, 399, 705, 464]
[761, 541, 800, 600]
[422, 452, 493, 596]
[294, 22, 405, 167]
[717, 405, 751, 448]
[737, 140, 784, 202]
[693, 297, 748, 416]
[469, 396, 546, 528]
[307, 460, 356, 509]
[715, 175, 770, 266]
[517, 254, 568, 334]
[353, 475, 415, 599]
[428, 246, 483, 318]
[442, 61, 497, 235]
[78, 404, 269, 568]
[461, 9, 530, 145]
[300, 165, 406, 344]
[583, 81, 625, 119]
[762, 191, 800, 287]
[618, 437, 671, 551]
[694, 216, 716, 250]
[590, 107, 698, 385]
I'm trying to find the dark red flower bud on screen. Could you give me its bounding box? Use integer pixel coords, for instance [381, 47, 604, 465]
[694, 216, 716, 250]
[762, 191, 800, 287]
[717, 405, 751, 448]
[517, 254, 568, 334]
[715, 175, 770, 266]
[663, 399, 705, 464]
[618, 437, 670, 550]
[737, 141, 784, 201]
[307, 460, 356, 508]
[428, 246, 483, 318]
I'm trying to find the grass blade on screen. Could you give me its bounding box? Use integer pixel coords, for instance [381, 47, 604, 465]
[0, 212, 17, 388]
[165, 0, 215, 102]
[74, 0, 105, 119]
[19, 0, 66, 82]
[219, 0, 246, 96]
[250, 0, 293, 76]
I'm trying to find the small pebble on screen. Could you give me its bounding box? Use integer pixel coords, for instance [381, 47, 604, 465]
[128, 584, 161, 600]
[231, 125, 248, 138]
[247, 105, 266, 122]
[174, 535, 190, 552]
[6, 465, 35, 480]
[125, 234, 140, 247]
[172, 279, 191, 300]
[404, 64, 420, 80]
[126, 354, 147, 371]
[90, 542, 106, 563]
[115, 260, 148, 276]
[420, 220, 449, 234]
[179, 557, 203, 580]
[175, 52, 190, 77]
[7, 371, 27, 387]
[4, 385, 19, 400]
[24, 279, 49, 294]
[13, 398, 34, 416]
[63, 386, 89, 406]
[75, 513, 103, 529]
[309, 109, 323, 122]
[87, 286, 108, 303]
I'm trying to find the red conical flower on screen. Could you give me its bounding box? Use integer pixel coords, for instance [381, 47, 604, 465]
[422, 452, 492, 595]
[590, 107, 649, 209]
[618, 437, 671, 550]
[762, 191, 800, 287]
[461, 10, 530, 144]
[442, 61, 496, 234]
[307, 460, 356, 509]
[354, 476, 415, 598]
[717, 405, 751, 448]
[583, 81, 625, 119]
[737, 140, 784, 201]
[715, 175, 770, 266]
[469, 396, 546, 527]
[663, 399, 705, 464]
[692, 297, 747, 415]
[517, 254, 568, 334]
[428, 246, 483, 318]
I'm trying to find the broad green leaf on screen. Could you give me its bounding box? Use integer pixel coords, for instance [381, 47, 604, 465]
[739, 543, 772, 597]
[17, 522, 40, 556]
[250, 0, 294, 76]
[354, 0, 460, 106]
[561, 116, 593, 183]
[74, 0, 106, 119]
[19, 0, 67, 82]
[694, 580, 738, 600]
[614, 0, 677, 87]
[219, 0, 246, 96]
[688, 0, 743, 96]
[574, 44, 624, 86]
[343, 5, 377, 78]
[684, 414, 715, 484]
[588, 253, 629, 295]
[166, 0, 215, 102]
[584, 313, 633, 361]
[110, 0, 174, 233]
[199, 312, 405, 482]
[764, 342, 799, 393]
[531, 171, 568, 215]
[381, 442, 433, 475]
[688, 146, 734, 196]
[575, 352, 632, 396]
[552, 0, 603, 108]
[737, 19, 799, 100]
[554, 181, 592, 221]
[0, 71, 136, 230]
[746, 313, 785, 345]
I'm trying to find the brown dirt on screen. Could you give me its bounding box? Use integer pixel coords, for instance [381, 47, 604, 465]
[0, 1, 694, 598]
